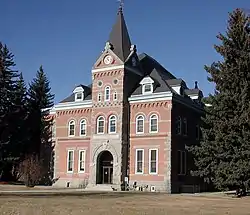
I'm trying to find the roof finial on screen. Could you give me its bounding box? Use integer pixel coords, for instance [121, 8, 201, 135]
[117, 0, 124, 12]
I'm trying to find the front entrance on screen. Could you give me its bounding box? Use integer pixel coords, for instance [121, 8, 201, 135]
[96, 151, 113, 184]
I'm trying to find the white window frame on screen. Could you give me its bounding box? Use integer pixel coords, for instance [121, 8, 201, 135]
[183, 118, 187, 136]
[136, 115, 144, 134]
[142, 84, 153, 94]
[97, 116, 105, 134]
[108, 115, 117, 134]
[98, 93, 102, 102]
[68, 120, 75, 137]
[105, 86, 111, 101]
[176, 116, 182, 135]
[78, 150, 86, 173]
[79, 119, 87, 136]
[75, 92, 84, 101]
[178, 150, 187, 175]
[67, 150, 74, 173]
[149, 114, 158, 133]
[149, 149, 158, 175]
[135, 149, 144, 174]
[113, 91, 117, 101]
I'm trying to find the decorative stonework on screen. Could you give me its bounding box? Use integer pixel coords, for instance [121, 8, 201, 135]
[88, 139, 121, 186]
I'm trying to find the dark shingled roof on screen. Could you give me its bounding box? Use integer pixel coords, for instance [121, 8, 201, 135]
[59, 84, 92, 103]
[108, 8, 131, 62]
[184, 88, 200, 95]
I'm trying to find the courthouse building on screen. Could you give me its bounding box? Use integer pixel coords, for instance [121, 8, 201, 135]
[50, 6, 204, 193]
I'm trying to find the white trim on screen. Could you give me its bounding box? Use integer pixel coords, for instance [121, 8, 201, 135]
[96, 116, 105, 134]
[68, 120, 75, 137]
[92, 65, 125, 73]
[142, 84, 153, 95]
[75, 92, 84, 102]
[78, 150, 86, 173]
[108, 115, 117, 134]
[104, 86, 111, 101]
[136, 115, 144, 134]
[79, 119, 87, 136]
[140, 76, 154, 85]
[73, 86, 84, 94]
[129, 92, 172, 103]
[149, 114, 158, 133]
[67, 150, 74, 173]
[54, 100, 92, 111]
[135, 149, 144, 174]
[149, 148, 158, 175]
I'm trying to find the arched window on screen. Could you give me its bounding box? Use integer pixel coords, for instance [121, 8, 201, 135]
[149, 114, 158, 133]
[136, 115, 144, 134]
[68, 120, 75, 136]
[176, 116, 181, 135]
[80, 119, 87, 136]
[98, 93, 102, 102]
[105, 86, 111, 101]
[108, 115, 117, 133]
[97, 116, 105, 134]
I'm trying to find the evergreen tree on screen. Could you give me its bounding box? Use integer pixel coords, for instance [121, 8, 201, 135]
[0, 42, 19, 178]
[26, 66, 54, 185]
[189, 9, 250, 193]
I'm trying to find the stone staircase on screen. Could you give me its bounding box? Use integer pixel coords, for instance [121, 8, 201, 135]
[85, 184, 119, 191]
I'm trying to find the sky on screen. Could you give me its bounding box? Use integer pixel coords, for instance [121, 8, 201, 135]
[1, 0, 249, 103]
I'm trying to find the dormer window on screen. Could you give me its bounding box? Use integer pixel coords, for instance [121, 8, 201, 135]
[143, 84, 153, 94]
[75, 92, 83, 101]
[140, 76, 154, 95]
[73, 86, 84, 102]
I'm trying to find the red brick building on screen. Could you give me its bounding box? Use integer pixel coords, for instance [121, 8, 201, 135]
[50, 7, 204, 193]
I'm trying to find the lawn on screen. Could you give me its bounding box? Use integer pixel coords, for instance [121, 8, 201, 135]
[0, 193, 249, 215]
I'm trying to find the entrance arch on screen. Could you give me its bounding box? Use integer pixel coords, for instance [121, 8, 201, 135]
[96, 150, 113, 184]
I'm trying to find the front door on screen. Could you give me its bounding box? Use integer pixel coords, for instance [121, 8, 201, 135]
[103, 166, 113, 184]
[96, 150, 114, 184]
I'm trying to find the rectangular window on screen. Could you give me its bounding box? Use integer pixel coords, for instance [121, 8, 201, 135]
[80, 122, 86, 136]
[143, 84, 152, 94]
[149, 149, 158, 174]
[67, 150, 74, 173]
[178, 150, 186, 175]
[135, 149, 144, 174]
[98, 93, 102, 102]
[183, 118, 187, 136]
[78, 150, 85, 173]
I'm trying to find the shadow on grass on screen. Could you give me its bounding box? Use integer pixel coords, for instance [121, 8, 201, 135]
[0, 191, 167, 198]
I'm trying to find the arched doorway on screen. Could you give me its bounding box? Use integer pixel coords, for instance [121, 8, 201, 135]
[96, 150, 113, 184]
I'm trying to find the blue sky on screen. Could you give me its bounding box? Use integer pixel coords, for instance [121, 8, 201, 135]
[1, 0, 249, 103]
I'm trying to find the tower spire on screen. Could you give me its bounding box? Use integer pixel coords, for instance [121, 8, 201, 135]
[118, 0, 124, 12]
[108, 0, 131, 62]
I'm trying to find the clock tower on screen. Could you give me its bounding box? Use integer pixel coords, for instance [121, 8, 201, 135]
[87, 6, 143, 188]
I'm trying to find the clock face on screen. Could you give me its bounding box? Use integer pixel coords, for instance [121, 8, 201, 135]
[104, 55, 113, 65]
